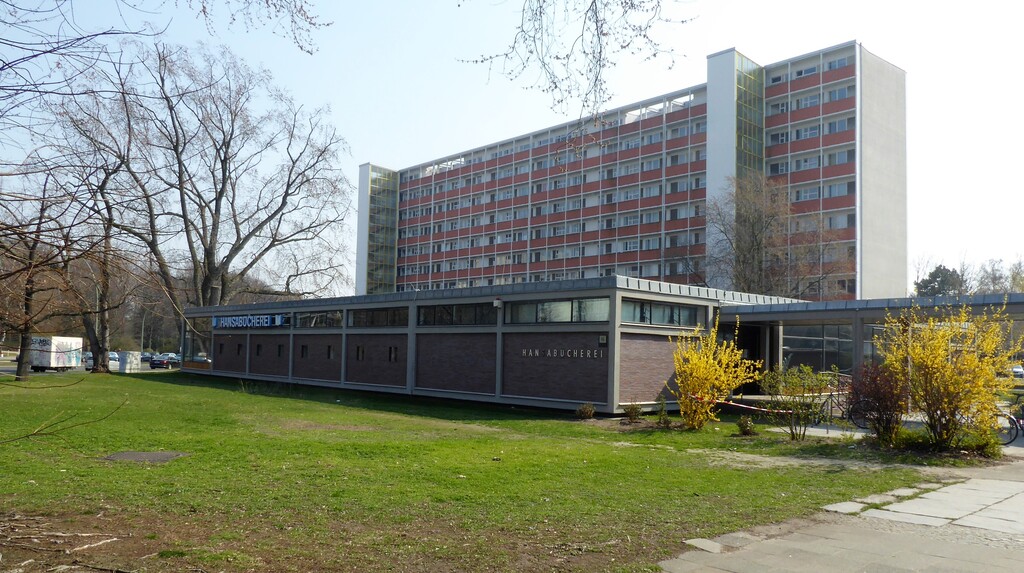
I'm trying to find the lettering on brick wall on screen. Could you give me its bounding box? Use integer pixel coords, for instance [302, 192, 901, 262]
[521, 348, 605, 359]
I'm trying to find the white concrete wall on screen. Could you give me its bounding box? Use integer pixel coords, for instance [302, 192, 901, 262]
[857, 45, 908, 298]
[705, 49, 740, 290]
[355, 163, 372, 296]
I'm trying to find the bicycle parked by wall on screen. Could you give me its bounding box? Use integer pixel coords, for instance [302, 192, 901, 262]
[814, 373, 870, 430]
[997, 393, 1023, 445]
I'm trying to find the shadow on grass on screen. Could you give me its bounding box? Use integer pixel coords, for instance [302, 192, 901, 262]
[118, 370, 573, 425]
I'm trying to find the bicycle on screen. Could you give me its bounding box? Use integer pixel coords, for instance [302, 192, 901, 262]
[814, 373, 870, 430]
[996, 393, 1023, 445]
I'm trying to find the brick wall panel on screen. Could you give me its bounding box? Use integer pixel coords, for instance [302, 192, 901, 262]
[502, 332, 608, 402]
[618, 333, 677, 402]
[346, 334, 408, 387]
[292, 334, 343, 381]
[416, 334, 496, 393]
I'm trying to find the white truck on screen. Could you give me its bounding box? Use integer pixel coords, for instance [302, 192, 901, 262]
[29, 336, 83, 372]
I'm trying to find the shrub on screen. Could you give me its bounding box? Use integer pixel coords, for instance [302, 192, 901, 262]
[877, 304, 1023, 449]
[622, 402, 644, 423]
[761, 365, 829, 440]
[575, 402, 596, 420]
[667, 316, 761, 430]
[655, 395, 672, 428]
[851, 364, 906, 447]
[736, 414, 757, 436]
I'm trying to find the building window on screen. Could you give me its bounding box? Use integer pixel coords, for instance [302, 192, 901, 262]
[348, 307, 409, 327]
[506, 298, 609, 324]
[355, 345, 364, 361]
[620, 299, 698, 327]
[826, 57, 849, 70]
[295, 311, 344, 328]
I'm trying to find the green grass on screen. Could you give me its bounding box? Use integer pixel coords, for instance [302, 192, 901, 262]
[1, 370, 926, 572]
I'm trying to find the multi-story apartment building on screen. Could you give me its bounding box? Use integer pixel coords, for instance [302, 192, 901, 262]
[356, 41, 907, 300]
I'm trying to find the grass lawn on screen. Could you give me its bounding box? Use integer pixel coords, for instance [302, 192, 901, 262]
[1, 371, 925, 572]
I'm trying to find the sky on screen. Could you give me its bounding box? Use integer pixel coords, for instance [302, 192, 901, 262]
[104, 0, 1023, 290]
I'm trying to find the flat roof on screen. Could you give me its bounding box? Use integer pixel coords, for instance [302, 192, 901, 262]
[721, 293, 1024, 322]
[185, 276, 801, 316]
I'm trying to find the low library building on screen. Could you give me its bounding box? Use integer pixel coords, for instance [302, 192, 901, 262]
[181, 277, 1024, 414]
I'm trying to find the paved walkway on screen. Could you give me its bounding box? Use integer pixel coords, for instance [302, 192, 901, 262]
[659, 448, 1024, 572]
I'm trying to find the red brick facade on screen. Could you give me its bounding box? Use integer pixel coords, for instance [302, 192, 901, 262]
[416, 333, 496, 394]
[212, 333, 247, 373]
[502, 332, 608, 403]
[345, 334, 407, 387]
[292, 334, 343, 381]
[249, 334, 291, 377]
[618, 333, 677, 403]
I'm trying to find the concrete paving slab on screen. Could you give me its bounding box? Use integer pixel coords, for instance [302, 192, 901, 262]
[822, 501, 865, 514]
[713, 531, 762, 548]
[855, 493, 898, 504]
[915, 482, 945, 489]
[885, 487, 920, 497]
[861, 508, 951, 526]
[684, 538, 723, 553]
[883, 497, 982, 519]
[953, 514, 1024, 534]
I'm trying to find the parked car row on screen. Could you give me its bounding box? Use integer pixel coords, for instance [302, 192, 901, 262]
[83, 352, 120, 370]
[81, 351, 182, 370]
[150, 353, 181, 369]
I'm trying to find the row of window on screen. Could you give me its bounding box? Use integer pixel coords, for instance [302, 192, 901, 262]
[399, 103, 704, 184]
[394, 259, 705, 291]
[767, 54, 852, 85]
[396, 231, 705, 276]
[767, 83, 855, 116]
[768, 115, 855, 144]
[395, 179, 707, 236]
[768, 149, 855, 175]
[397, 130, 710, 201]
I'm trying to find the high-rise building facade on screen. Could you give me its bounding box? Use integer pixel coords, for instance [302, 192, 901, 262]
[356, 41, 906, 300]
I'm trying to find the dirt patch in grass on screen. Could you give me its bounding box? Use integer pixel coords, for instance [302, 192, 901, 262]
[103, 451, 189, 463]
[0, 509, 683, 573]
[277, 419, 379, 432]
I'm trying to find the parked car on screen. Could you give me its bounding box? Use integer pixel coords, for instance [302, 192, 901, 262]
[150, 353, 180, 369]
[83, 351, 120, 370]
[141, 352, 153, 362]
[1012, 365, 1024, 379]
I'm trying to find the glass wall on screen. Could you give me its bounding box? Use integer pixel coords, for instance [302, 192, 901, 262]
[620, 299, 698, 327]
[782, 323, 854, 374]
[348, 307, 409, 327]
[418, 303, 498, 326]
[365, 166, 399, 294]
[295, 310, 344, 328]
[506, 298, 609, 324]
[183, 317, 212, 367]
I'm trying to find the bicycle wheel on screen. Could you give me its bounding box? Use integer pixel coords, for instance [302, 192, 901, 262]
[813, 398, 833, 426]
[996, 414, 1019, 446]
[847, 399, 870, 430]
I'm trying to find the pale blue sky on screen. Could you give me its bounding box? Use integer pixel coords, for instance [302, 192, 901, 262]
[110, 0, 1023, 288]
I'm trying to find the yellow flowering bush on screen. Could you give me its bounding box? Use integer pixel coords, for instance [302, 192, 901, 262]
[667, 316, 761, 430]
[877, 304, 1022, 449]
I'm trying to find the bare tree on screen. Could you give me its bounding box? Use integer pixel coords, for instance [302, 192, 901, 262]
[59, 42, 351, 320]
[0, 173, 85, 380]
[466, 0, 686, 115]
[1, 0, 327, 137]
[705, 173, 844, 299]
